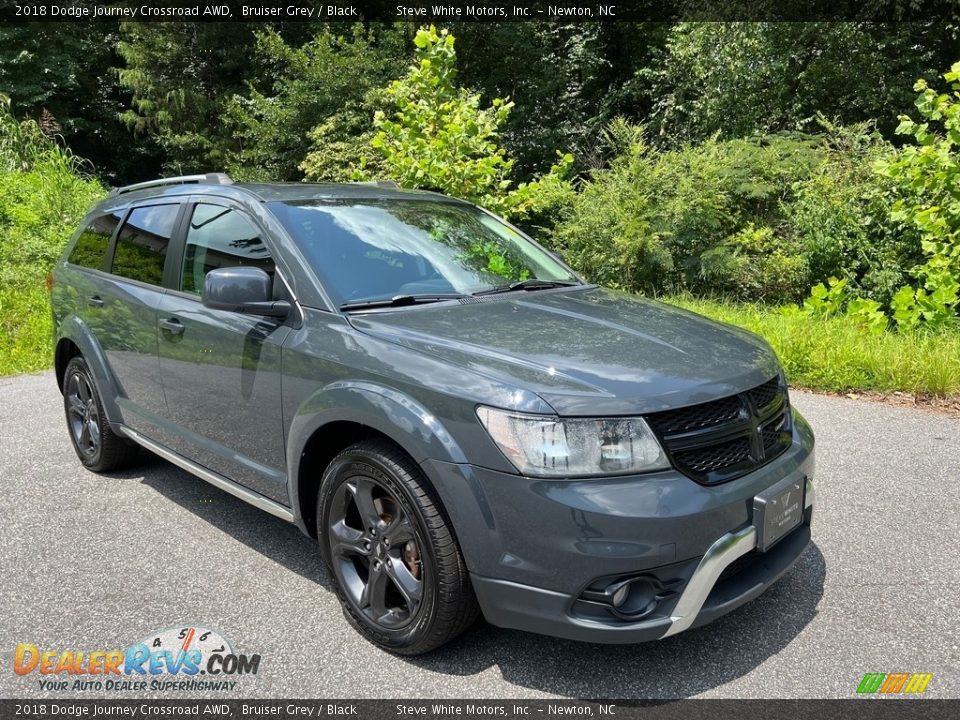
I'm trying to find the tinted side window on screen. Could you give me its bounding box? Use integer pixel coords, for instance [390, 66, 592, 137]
[181, 204, 275, 295]
[68, 213, 120, 269]
[111, 204, 180, 286]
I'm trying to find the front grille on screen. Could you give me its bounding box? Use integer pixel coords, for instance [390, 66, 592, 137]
[646, 375, 792, 485]
[747, 376, 781, 411]
[761, 414, 789, 451]
[645, 395, 743, 434]
[673, 437, 752, 474]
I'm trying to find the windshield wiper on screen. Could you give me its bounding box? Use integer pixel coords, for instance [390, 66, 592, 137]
[473, 279, 580, 296]
[340, 293, 467, 311]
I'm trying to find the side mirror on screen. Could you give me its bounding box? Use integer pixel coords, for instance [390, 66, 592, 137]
[201, 267, 290, 319]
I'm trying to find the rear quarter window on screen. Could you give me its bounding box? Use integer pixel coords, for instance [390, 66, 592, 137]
[111, 204, 180, 286]
[67, 213, 121, 269]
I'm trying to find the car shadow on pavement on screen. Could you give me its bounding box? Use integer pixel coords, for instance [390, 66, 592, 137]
[409, 542, 826, 699]
[107, 451, 334, 591]
[112, 451, 825, 699]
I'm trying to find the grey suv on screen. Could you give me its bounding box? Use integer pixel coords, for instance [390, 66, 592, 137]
[51, 174, 815, 654]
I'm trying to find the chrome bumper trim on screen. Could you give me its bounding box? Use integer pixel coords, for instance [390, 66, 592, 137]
[661, 476, 815, 638]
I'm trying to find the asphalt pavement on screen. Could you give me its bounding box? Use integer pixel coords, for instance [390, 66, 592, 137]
[1, 371, 958, 699]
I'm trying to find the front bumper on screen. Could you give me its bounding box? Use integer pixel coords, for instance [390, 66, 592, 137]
[471, 482, 812, 643]
[421, 409, 816, 643]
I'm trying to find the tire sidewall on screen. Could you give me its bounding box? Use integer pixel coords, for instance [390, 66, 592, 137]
[63, 357, 105, 469]
[317, 448, 440, 651]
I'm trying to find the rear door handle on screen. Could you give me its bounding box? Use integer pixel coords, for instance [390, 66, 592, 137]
[159, 317, 185, 336]
[88, 295, 104, 308]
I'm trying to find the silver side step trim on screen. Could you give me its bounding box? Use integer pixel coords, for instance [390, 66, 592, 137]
[661, 476, 815, 638]
[117, 425, 295, 523]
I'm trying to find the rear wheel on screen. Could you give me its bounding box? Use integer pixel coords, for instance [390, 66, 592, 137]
[63, 356, 139, 472]
[317, 439, 478, 655]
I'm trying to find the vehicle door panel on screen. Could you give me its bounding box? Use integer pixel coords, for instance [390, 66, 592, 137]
[156, 200, 290, 503]
[96, 202, 183, 434]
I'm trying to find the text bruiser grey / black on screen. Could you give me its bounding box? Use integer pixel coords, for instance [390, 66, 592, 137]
[51, 174, 815, 654]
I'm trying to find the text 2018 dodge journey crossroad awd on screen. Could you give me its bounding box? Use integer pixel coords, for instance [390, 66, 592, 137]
[51, 174, 815, 654]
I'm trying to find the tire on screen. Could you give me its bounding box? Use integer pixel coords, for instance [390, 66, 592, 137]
[317, 439, 479, 655]
[62, 356, 139, 472]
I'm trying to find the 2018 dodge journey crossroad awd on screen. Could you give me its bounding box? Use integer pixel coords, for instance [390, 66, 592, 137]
[51, 173, 815, 654]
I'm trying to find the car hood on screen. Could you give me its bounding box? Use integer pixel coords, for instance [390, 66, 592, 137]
[347, 287, 781, 415]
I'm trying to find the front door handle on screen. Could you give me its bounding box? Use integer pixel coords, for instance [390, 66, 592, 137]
[159, 317, 185, 336]
[88, 295, 104, 308]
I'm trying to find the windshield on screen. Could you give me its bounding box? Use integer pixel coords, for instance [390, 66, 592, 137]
[268, 199, 580, 306]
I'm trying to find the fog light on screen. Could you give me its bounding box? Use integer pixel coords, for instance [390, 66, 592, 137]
[611, 584, 629, 608]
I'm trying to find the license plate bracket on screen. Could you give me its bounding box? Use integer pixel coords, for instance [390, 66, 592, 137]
[753, 475, 805, 552]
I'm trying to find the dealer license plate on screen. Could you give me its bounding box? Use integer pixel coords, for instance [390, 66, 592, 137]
[753, 475, 805, 552]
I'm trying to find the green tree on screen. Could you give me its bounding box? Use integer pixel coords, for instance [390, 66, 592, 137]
[116, 22, 261, 172]
[454, 23, 659, 179]
[0, 21, 160, 182]
[226, 24, 407, 181]
[366, 25, 572, 219]
[643, 22, 959, 143]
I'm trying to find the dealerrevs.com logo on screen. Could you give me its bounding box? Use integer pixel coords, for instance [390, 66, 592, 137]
[13, 625, 261, 692]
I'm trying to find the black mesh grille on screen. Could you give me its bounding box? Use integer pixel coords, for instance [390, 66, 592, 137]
[761, 413, 788, 450]
[646, 375, 791, 485]
[673, 437, 752, 474]
[717, 550, 760, 584]
[747, 376, 780, 410]
[646, 395, 743, 435]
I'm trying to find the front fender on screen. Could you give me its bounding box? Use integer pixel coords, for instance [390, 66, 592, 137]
[56, 315, 125, 427]
[286, 380, 468, 530]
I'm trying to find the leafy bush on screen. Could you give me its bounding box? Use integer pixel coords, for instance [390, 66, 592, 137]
[551, 123, 822, 298]
[699, 224, 809, 302]
[877, 61, 960, 330]
[785, 122, 921, 307]
[299, 93, 389, 183]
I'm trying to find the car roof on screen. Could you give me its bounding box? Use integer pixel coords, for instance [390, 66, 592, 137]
[92, 178, 471, 215]
[234, 182, 469, 204]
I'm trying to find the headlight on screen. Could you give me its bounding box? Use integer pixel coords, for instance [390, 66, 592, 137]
[476, 406, 670, 477]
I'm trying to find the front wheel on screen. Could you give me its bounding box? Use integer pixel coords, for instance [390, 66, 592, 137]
[317, 439, 478, 655]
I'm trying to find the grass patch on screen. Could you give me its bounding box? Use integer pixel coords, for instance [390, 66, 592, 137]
[0, 282, 53, 376]
[666, 295, 960, 397]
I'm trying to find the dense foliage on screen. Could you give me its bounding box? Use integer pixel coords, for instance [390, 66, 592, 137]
[551, 126, 825, 300]
[365, 26, 573, 219]
[227, 25, 406, 181]
[0, 95, 104, 373]
[1, 20, 959, 384]
[881, 62, 960, 329]
[642, 22, 958, 143]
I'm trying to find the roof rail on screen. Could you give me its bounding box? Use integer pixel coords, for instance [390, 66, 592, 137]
[108, 173, 233, 197]
[352, 180, 400, 189]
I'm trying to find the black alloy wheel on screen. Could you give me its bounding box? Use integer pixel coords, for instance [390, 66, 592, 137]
[317, 439, 478, 654]
[328, 474, 425, 629]
[65, 369, 101, 459]
[62, 356, 139, 472]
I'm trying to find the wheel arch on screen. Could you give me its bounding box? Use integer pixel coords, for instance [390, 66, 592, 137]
[287, 381, 468, 538]
[55, 317, 124, 425]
